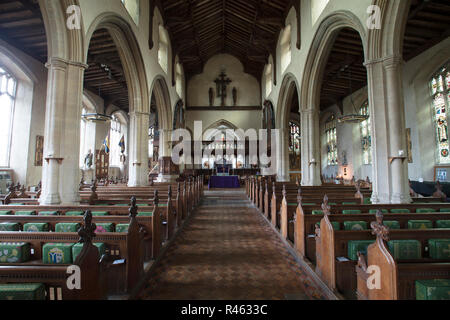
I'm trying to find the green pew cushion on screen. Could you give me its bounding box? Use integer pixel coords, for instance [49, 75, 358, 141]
[55, 223, 80, 233]
[416, 208, 436, 213]
[138, 212, 153, 217]
[416, 279, 450, 300]
[312, 210, 323, 215]
[348, 240, 375, 261]
[328, 203, 337, 206]
[0, 211, 12, 215]
[363, 198, 372, 204]
[38, 211, 58, 216]
[95, 223, 114, 233]
[65, 211, 84, 216]
[0, 283, 45, 300]
[342, 210, 362, 215]
[23, 223, 49, 232]
[0, 223, 20, 231]
[137, 204, 149, 207]
[15, 211, 35, 216]
[407, 220, 433, 229]
[116, 224, 129, 233]
[91, 211, 109, 216]
[387, 240, 422, 260]
[344, 221, 368, 231]
[72, 243, 106, 261]
[342, 202, 357, 205]
[302, 203, 316, 206]
[42, 243, 74, 264]
[315, 221, 340, 231]
[439, 208, 450, 213]
[0, 242, 31, 263]
[429, 239, 450, 259]
[383, 221, 401, 229]
[115, 204, 128, 207]
[390, 209, 410, 213]
[436, 220, 450, 229]
[288, 203, 297, 206]
[369, 209, 388, 214]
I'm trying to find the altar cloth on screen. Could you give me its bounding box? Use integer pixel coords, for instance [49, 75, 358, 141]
[208, 175, 240, 189]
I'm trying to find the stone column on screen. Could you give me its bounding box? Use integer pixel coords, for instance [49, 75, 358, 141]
[128, 111, 149, 187]
[302, 109, 321, 186]
[365, 59, 391, 204]
[383, 56, 411, 204]
[276, 127, 290, 181]
[40, 58, 87, 205]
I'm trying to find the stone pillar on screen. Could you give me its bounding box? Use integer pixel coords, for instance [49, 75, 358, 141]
[40, 58, 87, 205]
[276, 127, 290, 181]
[365, 59, 391, 204]
[302, 109, 321, 186]
[128, 111, 149, 187]
[383, 56, 411, 204]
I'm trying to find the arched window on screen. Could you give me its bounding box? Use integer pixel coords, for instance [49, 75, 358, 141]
[325, 115, 337, 166]
[175, 62, 183, 98]
[158, 26, 169, 73]
[360, 100, 372, 165]
[280, 25, 292, 74]
[149, 101, 159, 161]
[430, 62, 450, 164]
[121, 0, 139, 25]
[265, 63, 273, 98]
[109, 115, 124, 167]
[289, 121, 301, 170]
[0, 67, 17, 167]
[79, 108, 87, 167]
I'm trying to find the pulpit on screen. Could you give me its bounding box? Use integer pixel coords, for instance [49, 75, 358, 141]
[157, 156, 180, 182]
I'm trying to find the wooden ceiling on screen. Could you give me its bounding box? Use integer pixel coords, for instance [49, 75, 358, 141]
[403, 0, 450, 61]
[319, 28, 366, 111]
[84, 29, 129, 111]
[160, 0, 294, 81]
[0, 1, 449, 113]
[0, 0, 47, 63]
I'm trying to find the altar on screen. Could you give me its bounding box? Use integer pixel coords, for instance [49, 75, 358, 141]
[208, 175, 240, 189]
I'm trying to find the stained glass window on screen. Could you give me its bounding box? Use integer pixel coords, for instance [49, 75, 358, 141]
[0, 67, 16, 167]
[325, 116, 337, 166]
[430, 62, 450, 164]
[289, 122, 301, 155]
[360, 100, 372, 165]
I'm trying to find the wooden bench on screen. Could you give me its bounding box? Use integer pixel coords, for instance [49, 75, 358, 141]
[315, 202, 450, 298]
[355, 212, 450, 300]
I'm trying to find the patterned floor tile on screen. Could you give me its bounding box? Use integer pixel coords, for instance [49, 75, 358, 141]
[137, 189, 328, 300]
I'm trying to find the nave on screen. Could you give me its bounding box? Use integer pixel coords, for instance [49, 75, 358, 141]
[136, 189, 329, 300]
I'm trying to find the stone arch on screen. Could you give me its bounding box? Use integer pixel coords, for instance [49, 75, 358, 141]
[203, 119, 239, 138]
[150, 76, 173, 131]
[39, 0, 85, 62]
[85, 13, 149, 115]
[275, 73, 300, 181]
[300, 11, 367, 113]
[368, 0, 412, 61]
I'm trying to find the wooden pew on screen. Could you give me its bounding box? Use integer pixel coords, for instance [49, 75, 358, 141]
[355, 212, 450, 300]
[0, 213, 109, 300]
[0, 202, 147, 294]
[315, 202, 450, 298]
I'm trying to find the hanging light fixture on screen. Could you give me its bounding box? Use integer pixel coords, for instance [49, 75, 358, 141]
[82, 63, 113, 122]
[337, 53, 369, 124]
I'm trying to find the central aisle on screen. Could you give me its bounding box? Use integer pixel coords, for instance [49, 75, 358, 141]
[137, 189, 328, 300]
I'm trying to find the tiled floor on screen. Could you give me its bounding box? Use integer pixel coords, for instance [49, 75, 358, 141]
[137, 189, 328, 300]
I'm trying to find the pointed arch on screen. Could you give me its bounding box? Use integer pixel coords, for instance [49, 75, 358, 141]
[150, 76, 172, 131]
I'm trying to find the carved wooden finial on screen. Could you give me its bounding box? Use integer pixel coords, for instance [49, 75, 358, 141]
[357, 252, 368, 271]
[297, 187, 302, 204]
[282, 184, 286, 198]
[78, 210, 96, 244]
[272, 183, 276, 193]
[321, 195, 330, 216]
[154, 189, 159, 206]
[129, 196, 138, 218]
[370, 210, 389, 241]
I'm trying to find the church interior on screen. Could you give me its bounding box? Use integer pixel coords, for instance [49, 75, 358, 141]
[0, 0, 449, 302]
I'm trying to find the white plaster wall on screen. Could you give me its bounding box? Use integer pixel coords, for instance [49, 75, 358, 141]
[187, 54, 261, 107]
[0, 39, 47, 187]
[402, 37, 450, 181]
